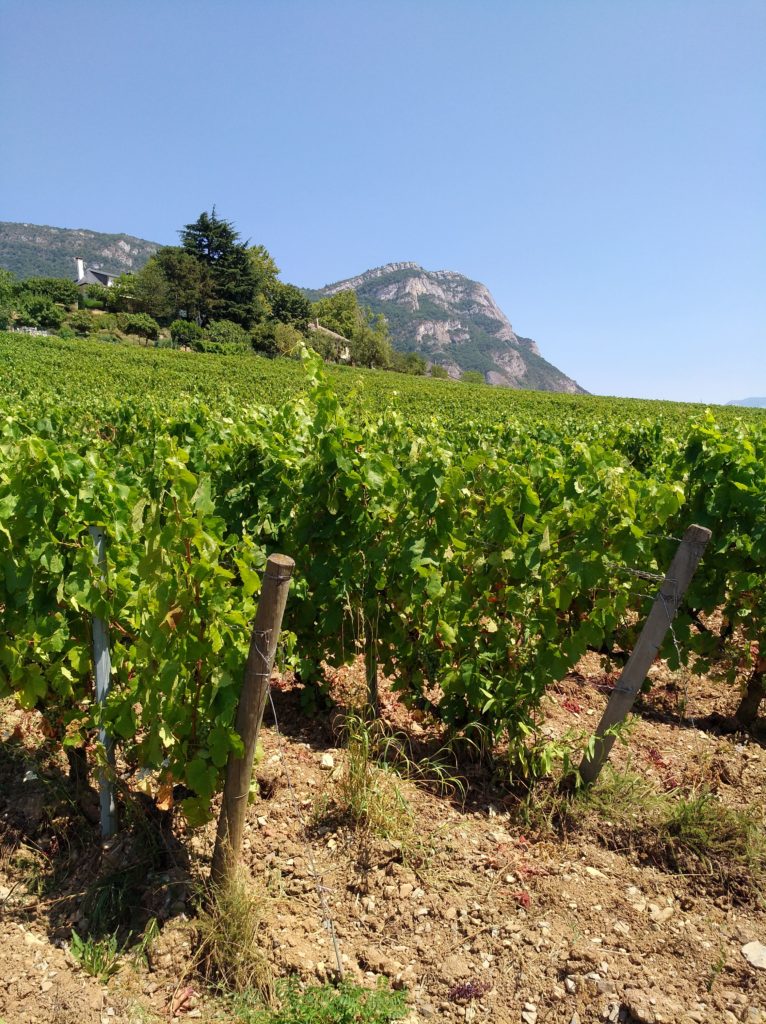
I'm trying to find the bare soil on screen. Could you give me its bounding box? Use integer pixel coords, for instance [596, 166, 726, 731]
[1, 656, 765, 1024]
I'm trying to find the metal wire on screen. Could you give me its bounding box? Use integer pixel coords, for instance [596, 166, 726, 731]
[604, 560, 667, 583]
[266, 686, 345, 979]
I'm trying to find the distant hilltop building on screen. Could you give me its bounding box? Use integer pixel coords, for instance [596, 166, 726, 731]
[74, 256, 118, 288]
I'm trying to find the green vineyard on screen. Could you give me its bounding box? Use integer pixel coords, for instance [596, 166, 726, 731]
[1, 331, 764, 823]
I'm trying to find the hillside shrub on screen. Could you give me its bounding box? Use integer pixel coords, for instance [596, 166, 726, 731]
[16, 296, 65, 330]
[461, 370, 485, 385]
[191, 319, 252, 354]
[68, 310, 99, 336]
[16, 277, 79, 307]
[392, 351, 427, 375]
[206, 319, 250, 348]
[121, 313, 160, 343]
[170, 319, 203, 349]
[251, 322, 303, 357]
[81, 284, 110, 309]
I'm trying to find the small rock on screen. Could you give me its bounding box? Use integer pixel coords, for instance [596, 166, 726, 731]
[648, 903, 674, 924]
[742, 941, 766, 969]
[585, 866, 608, 880]
[489, 830, 512, 844]
[320, 753, 335, 770]
[564, 977, 577, 994]
[741, 942, 766, 966]
[613, 921, 630, 937]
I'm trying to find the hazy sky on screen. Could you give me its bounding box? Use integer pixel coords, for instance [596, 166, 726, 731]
[1, 1, 763, 403]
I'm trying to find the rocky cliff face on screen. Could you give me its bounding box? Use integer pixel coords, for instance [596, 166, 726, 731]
[316, 262, 585, 392]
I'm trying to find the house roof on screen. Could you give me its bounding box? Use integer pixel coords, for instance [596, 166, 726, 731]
[76, 268, 118, 286]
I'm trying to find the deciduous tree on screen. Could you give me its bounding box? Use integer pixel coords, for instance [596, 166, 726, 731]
[153, 247, 211, 325]
[268, 281, 312, 329]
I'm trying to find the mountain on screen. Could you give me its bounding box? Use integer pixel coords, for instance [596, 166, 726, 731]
[309, 262, 585, 392]
[726, 397, 766, 408]
[0, 222, 159, 280]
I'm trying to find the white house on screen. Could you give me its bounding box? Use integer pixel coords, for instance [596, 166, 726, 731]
[74, 257, 118, 288]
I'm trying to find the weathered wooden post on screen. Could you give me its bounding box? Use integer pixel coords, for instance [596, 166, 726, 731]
[579, 524, 711, 786]
[211, 553, 295, 886]
[89, 526, 118, 839]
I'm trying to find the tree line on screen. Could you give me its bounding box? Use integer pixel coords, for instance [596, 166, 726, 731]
[0, 210, 444, 374]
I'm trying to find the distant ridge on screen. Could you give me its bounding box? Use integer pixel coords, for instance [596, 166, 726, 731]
[726, 397, 766, 408]
[0, 221, 160, 279]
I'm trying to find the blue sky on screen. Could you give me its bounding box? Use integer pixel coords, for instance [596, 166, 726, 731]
[1, 0, 763, 403]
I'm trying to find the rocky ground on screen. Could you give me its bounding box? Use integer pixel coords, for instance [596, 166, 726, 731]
[1, 655, 765, 1024]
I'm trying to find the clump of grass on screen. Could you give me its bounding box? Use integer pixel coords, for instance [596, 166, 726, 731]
[660, 791, 766, 898]
[329, 714, 456, 873]
[234, 977, 407, 1024]
[83, 863, 149, 939]
[131, 915, 160, 968]
[335, 712, 466, 831]
[70, 928, 122, 982]
[336, 714, 414, 842]
[194, 869, 273, 999]
[69, 915, 159, 982]
[518, 766, 766, 903]
[376, 728, 467, 802]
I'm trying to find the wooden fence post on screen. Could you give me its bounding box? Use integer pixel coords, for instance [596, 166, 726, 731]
[579, 524, 711, 786]
[89, 526, 117, 839]
[211, 553, 295, 887]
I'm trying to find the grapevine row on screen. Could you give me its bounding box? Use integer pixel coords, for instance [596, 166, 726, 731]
[0, 334, 763, 821]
